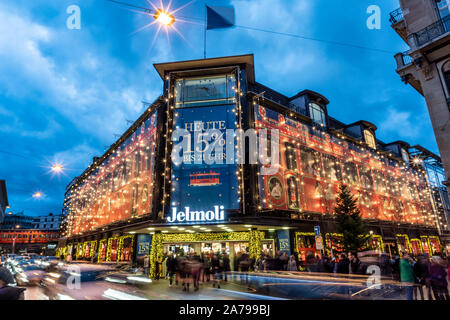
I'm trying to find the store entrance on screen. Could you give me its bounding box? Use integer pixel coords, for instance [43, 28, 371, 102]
[164, 240, 270, 271]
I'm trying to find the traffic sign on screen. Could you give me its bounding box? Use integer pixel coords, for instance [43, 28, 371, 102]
[314, 226, 320, 236]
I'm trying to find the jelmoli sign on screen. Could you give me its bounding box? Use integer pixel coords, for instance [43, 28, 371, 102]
[167, 206, 225, 223]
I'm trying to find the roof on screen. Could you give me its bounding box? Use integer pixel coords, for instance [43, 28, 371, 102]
[290, 89, 330, 105]
[345, 120, 378, 131]
[154, 54, 255, 83]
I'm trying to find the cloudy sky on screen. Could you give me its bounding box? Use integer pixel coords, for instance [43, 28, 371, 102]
[0, 0, 437, 216]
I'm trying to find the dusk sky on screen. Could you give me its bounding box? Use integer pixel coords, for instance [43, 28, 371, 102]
[0, 0, 438, 217]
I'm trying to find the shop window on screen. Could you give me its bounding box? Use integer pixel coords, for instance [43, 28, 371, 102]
[359, 166, 373, 190]
[300, 146, 322, 177]
[373, 170, 387, 193]
[308, 102, 326, 127]
[110, 239, 118, 262]
[175, 74, 236, 108]
[343, 161, 359, 186]
[284, 142, 298, 170]
[286, 176, 300, 209]
[134, 151, 141, 178]
[322, 154, 342, 181]
[364, 130, 376, 149]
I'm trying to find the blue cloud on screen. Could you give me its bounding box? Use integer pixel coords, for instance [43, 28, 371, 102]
[0, 0, 439, 216]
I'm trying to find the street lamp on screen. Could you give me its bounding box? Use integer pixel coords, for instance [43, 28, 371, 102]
[32, 192, 43, 199]
[153, 9, 175, 26]
[51, 164, 64, 173]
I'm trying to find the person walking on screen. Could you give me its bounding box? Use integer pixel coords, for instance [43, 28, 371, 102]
[211, 254, 222, 289]
[238, 251, 251, 284]
[429, 255, 449, 300]
[399, 252, 416, 300]
[162, 254, 168, 279]
[222, 252, 231, 282]
[287, 255, 297, 272]
[349, 252, 365, 275]
[336, 253, 350, 274]
[166, 252, 176, 286]
[413, 255, 429, 300]
[202, 253, 211, 283]
[143, 254, 150, 277]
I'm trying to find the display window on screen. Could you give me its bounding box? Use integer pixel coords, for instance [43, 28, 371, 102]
[410, 239, 422, 256]
[110, 239, 118, 262]
[396, 235, 410, 254]
[429, 236, 441, 254]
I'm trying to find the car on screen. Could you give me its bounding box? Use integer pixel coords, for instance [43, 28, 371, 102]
[39, 264, 151, 300]
[100, 265, 152, 287]
[16, 264, 46, 286]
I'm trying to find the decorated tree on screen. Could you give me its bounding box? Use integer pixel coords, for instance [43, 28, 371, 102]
[334, 185, 371, 252]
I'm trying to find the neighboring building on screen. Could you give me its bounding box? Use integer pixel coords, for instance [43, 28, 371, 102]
[59, 55, 445, 272]
[33, 213, 63, 231]
[0, 211, 35, 230]
[0, 180, 8, 224]
[390, 0, 450, 192]
[0, 229, 59, 255]
[409, 145, 450, 252]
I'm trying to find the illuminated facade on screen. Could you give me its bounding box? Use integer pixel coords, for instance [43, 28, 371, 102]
[60, 55, 446, 272]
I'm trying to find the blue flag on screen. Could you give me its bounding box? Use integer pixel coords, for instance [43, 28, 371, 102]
[206, 5, 235, 30]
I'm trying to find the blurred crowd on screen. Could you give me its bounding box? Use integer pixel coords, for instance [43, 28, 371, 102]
[253, 250, 449, 301]
[146, 250, 253, 292]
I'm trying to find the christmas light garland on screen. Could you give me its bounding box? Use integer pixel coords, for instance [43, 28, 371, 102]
[98, 239, 107, 263]
[117, 235, 134, 262]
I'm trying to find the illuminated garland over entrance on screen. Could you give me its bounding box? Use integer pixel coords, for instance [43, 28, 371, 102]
[148, 231, 265, 279]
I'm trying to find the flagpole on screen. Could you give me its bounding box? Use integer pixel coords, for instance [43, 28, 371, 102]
[204, 6, 207, 59]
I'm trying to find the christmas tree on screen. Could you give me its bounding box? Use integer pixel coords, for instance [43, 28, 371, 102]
[334, 184, 372, 252]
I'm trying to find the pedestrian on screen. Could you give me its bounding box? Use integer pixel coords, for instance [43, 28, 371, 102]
[143, 254, 150, 277]
[399, 252, 415, 300]
[349, 252, 365, 275]
[413, 255, 429, 300]
[211, 254, 222, 288]
[287, 255, 297, 271]
[190, 253, 202, 291]
[391, 255, 401, 281]
[238, 251, 251, 284]
[379, 253, 392, 277]
[280, 252, 289, 271]
[429, 255, 449, 300]
[202, 253, 211, 283]
[162, 254, 168, 279]
[336, 253, 350, 274]
[222, 252, 231, 282]
[0, 266, 25, 300]
[166, 252, 176, 286]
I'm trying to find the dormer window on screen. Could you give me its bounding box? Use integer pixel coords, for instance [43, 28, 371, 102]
[308, 102, 326, 127]
[401, 148, 410, 163]
[364, 130, 376, 149]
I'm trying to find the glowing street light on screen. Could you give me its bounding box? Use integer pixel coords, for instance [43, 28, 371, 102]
[153, 9, 175, 26]
[32, 192, 43, 199]
[51, 164, 64, 173]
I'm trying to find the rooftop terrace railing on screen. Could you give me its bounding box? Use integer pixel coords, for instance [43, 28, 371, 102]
[401, 51, 413, 65]
[414, 15, 450, 47]
[389, 8, 403, 24]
